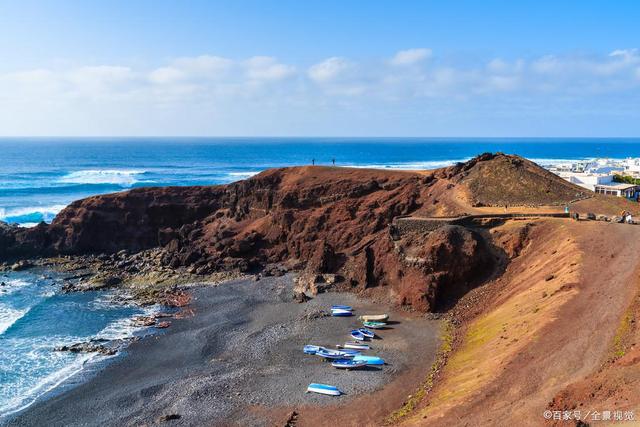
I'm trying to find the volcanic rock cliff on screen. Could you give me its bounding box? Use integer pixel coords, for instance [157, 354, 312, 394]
[0, 153, 589, 311]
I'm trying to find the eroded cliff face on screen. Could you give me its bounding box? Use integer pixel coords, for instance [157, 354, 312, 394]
[0, 154, 586, 311]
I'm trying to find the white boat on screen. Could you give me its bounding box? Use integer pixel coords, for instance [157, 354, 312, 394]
[331, 359, 368, 369]
[359, 314, 389, 322]
[339, 342, 370, 350]
[307, 383, 342, 396]
[316, 348, 356, 359]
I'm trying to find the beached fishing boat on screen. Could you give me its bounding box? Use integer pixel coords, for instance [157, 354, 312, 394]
[306, 383, 342, 396]
[362, 321, 387, 329]
[339, 342, 370, 350]
[331, 308, 353, 317]
[316, 348, 356, 359]
[350, 330, 366, 341]
[331, 305, 353, 311]
[303, 345, 322, 354]
[357, 328, 375, 339]
[331, 359, 368, 369]
[353, 355, 385, 365]
[359, 314, 389, 322]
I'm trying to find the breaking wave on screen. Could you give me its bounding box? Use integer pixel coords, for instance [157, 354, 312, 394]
[0, 205, 67, 226]
[57, 169, 149, 187]
[0, 306, 29, 335]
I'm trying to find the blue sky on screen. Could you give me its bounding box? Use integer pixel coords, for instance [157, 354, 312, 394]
[0, 1, 639, 136]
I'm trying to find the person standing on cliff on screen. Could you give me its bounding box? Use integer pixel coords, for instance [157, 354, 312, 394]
[312, 158, 315, 165]
[332, 158, 335, 166]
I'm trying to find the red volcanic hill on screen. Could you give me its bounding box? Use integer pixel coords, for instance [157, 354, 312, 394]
[1, 153, 595, 311]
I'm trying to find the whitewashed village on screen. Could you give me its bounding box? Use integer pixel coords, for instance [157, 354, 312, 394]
[548, 158, 640, 200]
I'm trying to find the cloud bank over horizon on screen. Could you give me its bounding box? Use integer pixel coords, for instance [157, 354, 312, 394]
[1, 48, 640, 136]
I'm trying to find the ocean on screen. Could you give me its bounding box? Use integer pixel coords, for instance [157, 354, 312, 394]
[1, 137, 640, 418]
[0, 269, 155, 418]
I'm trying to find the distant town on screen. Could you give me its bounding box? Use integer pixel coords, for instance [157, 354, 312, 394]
[548, 159, 640, 200]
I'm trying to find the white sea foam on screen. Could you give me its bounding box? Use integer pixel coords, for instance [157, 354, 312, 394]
[223, 171, 261, 180]
[94, 303, 159, 341]
[58, 169, 149, 187]
[0, 351, 96, 417]
[0, 306, 29, 335]
[0, 205, 67, 226]
[0, 279, 31, 296]
[346, 159, 471, 170]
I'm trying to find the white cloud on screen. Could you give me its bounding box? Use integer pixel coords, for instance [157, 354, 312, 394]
[308, 57, 352, 82]
[390, 48, 432, 66]
[150, 55, 233, 84]
[245, 56, 295, 81]
[149, 66, 185, 84]
[1, 49, 639, 135]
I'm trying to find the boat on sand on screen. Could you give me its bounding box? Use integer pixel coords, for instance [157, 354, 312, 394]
[307, 383, 342, 396]
[350, 330, 366, 341]
[331, 359, 368, 369]
[358, 328, 375, 338]
[359, 314, 388, 322]
[353, 355, 385, 365]
[338, 342, 370, 350]
[362, 321, 387, 329]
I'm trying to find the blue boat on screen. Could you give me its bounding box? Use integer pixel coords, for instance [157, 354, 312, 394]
[331, 358, 368, 369]
[350, 330, 366, 341]
[331, 308, 353, 317]
[335, 348, 360, 355]
[331, 305, 353, 311]
[353, 355, 385, 365]
[358, 328, 375, 339]
[307, 383, 342, 396]
[303, 345, 322, 355]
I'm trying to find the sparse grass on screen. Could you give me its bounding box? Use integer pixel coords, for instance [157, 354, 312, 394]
[612, 308, 634, 359]
[385, 319, 455, 424]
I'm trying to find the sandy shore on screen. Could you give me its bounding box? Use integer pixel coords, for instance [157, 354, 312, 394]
[4, 274, 441, 427]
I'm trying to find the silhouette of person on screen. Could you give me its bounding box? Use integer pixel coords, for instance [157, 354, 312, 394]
[332, 158, 335, 166]
[312, 159, 315, 165]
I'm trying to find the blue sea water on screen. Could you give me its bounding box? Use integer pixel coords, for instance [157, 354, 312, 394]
[0, 270, 154, 418]
[1, 137, 640, 417]
[2, 137, 640, 226]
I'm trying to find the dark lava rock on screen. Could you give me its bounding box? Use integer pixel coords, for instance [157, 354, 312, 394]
[54, 342, 117, 356]
[157, 414, 181, 422]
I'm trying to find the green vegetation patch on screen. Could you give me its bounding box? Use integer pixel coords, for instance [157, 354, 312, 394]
[386, 320, 455, 424]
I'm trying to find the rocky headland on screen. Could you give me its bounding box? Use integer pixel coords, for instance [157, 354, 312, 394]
[0, 153, 589, 311]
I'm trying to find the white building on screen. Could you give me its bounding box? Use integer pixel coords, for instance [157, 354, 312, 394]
[593, 183, 640, 198]
[556, 171, 614, 191]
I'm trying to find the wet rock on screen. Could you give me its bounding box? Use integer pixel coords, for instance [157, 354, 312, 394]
[54, 342, 117, 356]
[133, 316, 157, 327]
[157, 414, 181, 422]
[11, 260, 33, 271]
[155, 321, 171, 329]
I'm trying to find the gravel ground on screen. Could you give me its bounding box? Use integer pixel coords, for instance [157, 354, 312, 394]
[4, 274, 440, 427]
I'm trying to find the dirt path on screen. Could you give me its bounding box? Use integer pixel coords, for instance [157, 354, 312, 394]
[401, 219, 640, 426]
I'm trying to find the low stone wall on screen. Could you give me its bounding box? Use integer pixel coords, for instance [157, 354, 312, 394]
[392, 212, 570, 236]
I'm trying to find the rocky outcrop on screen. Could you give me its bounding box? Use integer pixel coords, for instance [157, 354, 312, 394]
[0, 154, 588, 311]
